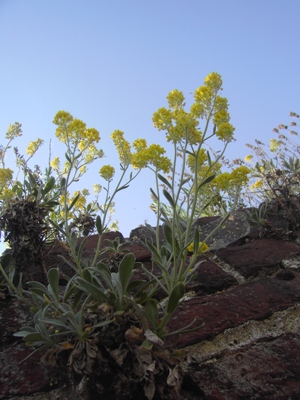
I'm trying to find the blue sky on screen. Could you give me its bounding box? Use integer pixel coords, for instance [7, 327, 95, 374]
[1, 0, 300, 251]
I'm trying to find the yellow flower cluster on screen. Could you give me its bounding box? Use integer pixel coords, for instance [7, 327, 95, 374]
[152, 72, 234, 144]
[213, 166, 251, 191]
[0, 168, 14, 201]
[167, 89, 185, 109]
[269, 138, 281, 152]
[215, 122, 235, 142]
[229, 166, 251, 186]
[153, 107, 200, 144]
[99, 165, 115, 181]
[250, 179, 263, 190]
[0, 187, 14, 202]
[111, 130, 132, 166]
[0, 168, 13, 185]
[204, 72, 223, 91]
[5, 122, 22, 140]
[26, 138, 44, 156]
[85, 144, 104, 163]
[152, 108, 173, 131]
[92, 184, 102, 194]
[244, 154, 253, 162]
[53, 111, 100, 150]
[187, 241, 209, 254]
[130, 141, 172, 173]
[50, 156, 60, 171]
[132, 138, 147, 152]
[187, 148, 208, 171]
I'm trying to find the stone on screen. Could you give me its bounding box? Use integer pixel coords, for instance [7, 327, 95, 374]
[2, 209, 300, 399]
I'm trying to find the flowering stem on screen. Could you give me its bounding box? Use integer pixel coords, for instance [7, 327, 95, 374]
[91, 166, 142, 268]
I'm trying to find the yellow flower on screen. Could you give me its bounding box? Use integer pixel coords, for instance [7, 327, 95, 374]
[6, 122, 22, 140]
[92, 184, 102, 194]
[109, 220, 119, 231]
[82, 188, 90, 196]
[132, 138, 147, 152]
[53, 110, 73, 126]
[215, 122, 235, 142]
[213, 109, 230, 126]
[26, 138, 44, 156]
[82, 128, 100, 143]
[99, 165, 115, 181]
[244, 154, 253, 162]
[187, 242, 209, 254]
[250, 179, 263, 190]
[190, 102, 205, 119]
[111, 130, 132, 165]
[167, 89, 185, 109]
[152, 108, 173, 131]
[229, 166, 251, 186]
[53, 111, 100, 148]
[194, 85, 214, 107]
[50, 156, 60, 171]
[204, 72, 223, 91]
[213, 172, 231, 191]
[0, 168, 13, 185]
[270, 139, 280, 152]
[80, 165, 87, 174]
[0, 188, 14, 201]
[131, 144, 172, 173]
[78, 141, 87, 152]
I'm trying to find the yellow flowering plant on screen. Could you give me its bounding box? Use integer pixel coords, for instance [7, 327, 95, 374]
[243, 111, 300, 233]
[0, 76, 251, 399]
[0, 123, 62, 276]
[145, 73, 237, 303]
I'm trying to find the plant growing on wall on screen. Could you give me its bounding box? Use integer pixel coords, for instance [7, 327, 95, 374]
[1, 72, 241, 399]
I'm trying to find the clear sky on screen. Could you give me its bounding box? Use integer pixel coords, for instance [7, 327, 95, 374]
[1, 0, 300, 252]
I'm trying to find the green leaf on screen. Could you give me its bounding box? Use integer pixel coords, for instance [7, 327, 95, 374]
[119, 253, 135, 293]
[197, 174, 215, 190]
[42, 176, 55, 196]
[28, 172, 37, 188]
[163, 189, 175, 209]
[178, 177, 190, 188]
[27, 281, 49, 297]
[40, 318, 69, 329]
[116, 184, 129, 192]
[163, 223, 173, 245]
[145, 240, 162, 264]
[43, 200, 59, 208]
[167, 282, 185, 315]
[92, 319, 114, 329]
[207, 151, 212, 167]
[49, 220, 66, 237]
[47, 268, 59, 300]
[19, 332, 46, 342]
[163, 223, 180, 256]
[68, 193, 80, 212]
[76, 278, 109, 302]
[65, 152, 72, 163]
[95, 263, 114, 291]
[60, 177, 66, 189]
[127, 279, 145, 292]
[158, 173, 172, 189]
[77, 237, 88, 261]
[150, 187, 158, 200]
[146, 298, 159, 329]
[96, 215, 103, 235]
[0, 252, 13, 269]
